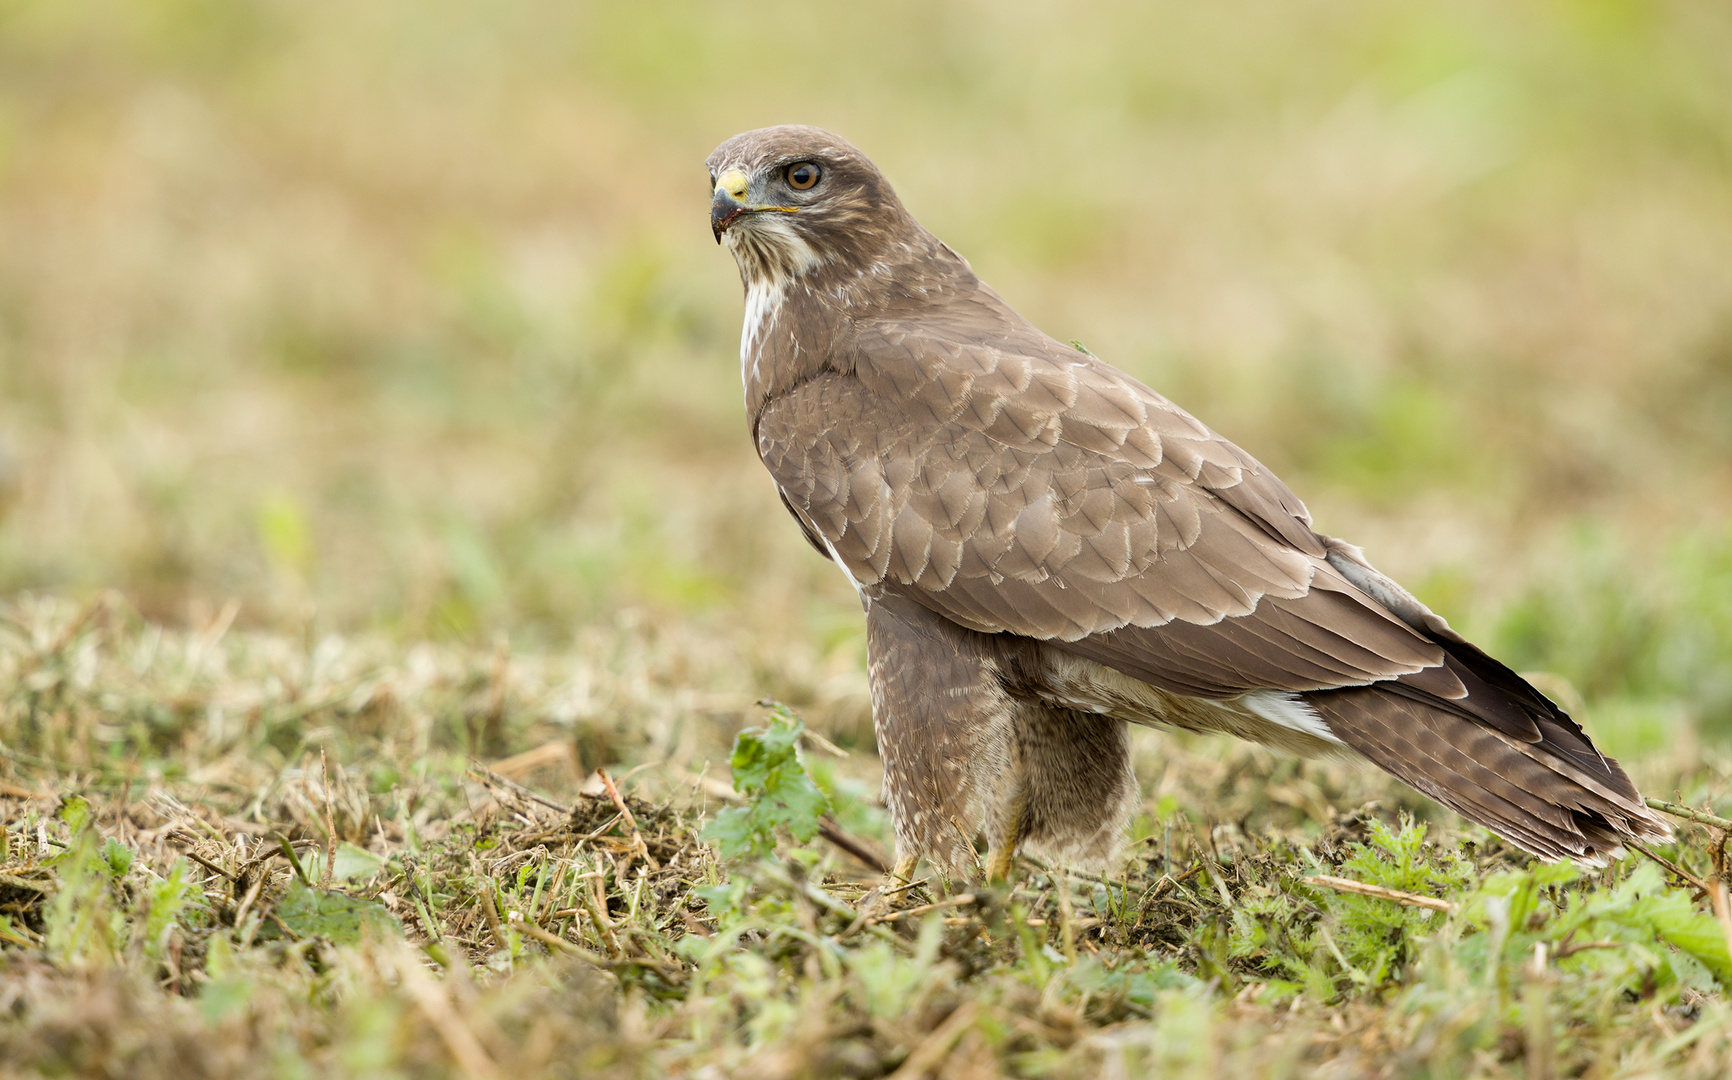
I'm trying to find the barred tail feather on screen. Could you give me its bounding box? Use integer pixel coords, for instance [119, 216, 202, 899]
[1305, 683, 1671, 864]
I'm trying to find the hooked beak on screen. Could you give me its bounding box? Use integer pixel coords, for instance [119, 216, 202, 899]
[709, 167, 798, 243]
[711, 168, 750, 243]
[711, 188, 747, 243]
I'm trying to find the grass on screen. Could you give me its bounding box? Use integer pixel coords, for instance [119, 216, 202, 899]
[6, 0, 1732, 1075]
[6, 596, 1732, 1077]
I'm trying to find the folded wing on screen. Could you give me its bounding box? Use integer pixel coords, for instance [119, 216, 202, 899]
[753, 297, 1668, 860]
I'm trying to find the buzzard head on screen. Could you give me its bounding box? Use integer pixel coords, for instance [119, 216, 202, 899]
[706, 125, 919, 290]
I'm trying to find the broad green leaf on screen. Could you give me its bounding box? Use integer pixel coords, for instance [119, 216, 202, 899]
[702, 708, 831, 860]
[199, 973, 254, 1025]
[1594, 866, 1732, 987]
[1647, 908, 1732, 987]
[56, 795, 92, 836]
[101, 838, 134, 878]
[702, 807, 759, 861]
[265, 879, 401, 945]
[331, 843, 385, 883]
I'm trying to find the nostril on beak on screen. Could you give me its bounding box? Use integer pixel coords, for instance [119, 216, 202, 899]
[716, 168, 749, 201]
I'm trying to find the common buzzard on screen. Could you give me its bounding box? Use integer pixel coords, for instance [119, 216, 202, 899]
[705, 125, 1668, 881]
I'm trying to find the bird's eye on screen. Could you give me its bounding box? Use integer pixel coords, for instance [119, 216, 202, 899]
[708, 171, 717, 192]
[786, 162, 821, 190]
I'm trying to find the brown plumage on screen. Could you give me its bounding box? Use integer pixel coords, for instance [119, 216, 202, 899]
[705, 125, 1669, 879]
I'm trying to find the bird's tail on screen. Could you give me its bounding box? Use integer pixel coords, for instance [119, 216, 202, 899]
[1303, 647, 1671, 865]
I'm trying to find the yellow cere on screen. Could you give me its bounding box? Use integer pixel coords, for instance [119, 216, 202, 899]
[717, 169, 749, 200]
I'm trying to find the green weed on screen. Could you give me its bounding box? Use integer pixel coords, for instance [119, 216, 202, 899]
[3, 603, 1732, 1075]
[701, 705, 830, 861]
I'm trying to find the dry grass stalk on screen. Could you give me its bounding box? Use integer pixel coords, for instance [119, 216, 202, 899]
[490, 740, 577, 782]
[887, 1001, 980, 1080]
[596, 768, 656, 871]
[817, 818, 891, 874]
[1308, 874, 1456, 914]
[867, 894, 977, 925]
[317, 748, 337, 891]
[390, 946, 502, 1080]
[1648, 799, 1732, 834]
[1630, 839, 1713, 897]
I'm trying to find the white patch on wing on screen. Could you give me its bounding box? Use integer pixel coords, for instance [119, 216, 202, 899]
[1236, 690, 1345, 748]
[779, 494, 865, 598]
[1035, 650, 1352, 759]
[820, 533, 865, 597]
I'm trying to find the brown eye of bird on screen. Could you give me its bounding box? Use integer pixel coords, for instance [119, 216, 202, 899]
[786, 162, 820, 190]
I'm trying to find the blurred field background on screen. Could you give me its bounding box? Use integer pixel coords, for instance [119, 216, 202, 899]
[6, 0, 1732, 763]
[6, 2, 1732, 1076]
[3, 0, 1732, 745]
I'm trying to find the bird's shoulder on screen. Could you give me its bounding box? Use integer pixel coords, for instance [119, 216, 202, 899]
[830, 286, 1326, 557]
[757, 302, 1337, 638]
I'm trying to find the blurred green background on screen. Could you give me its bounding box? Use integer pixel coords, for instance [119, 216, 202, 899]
[3, 0, 1732, 747]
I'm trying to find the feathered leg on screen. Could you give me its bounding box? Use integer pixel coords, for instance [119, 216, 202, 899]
[994, 703, 1137, 876]
[865, 596, 1015, 879]
[866, 596, 1138, 881]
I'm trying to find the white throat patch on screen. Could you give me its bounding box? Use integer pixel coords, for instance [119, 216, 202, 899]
[740, 278, 785, 393]
[726, 214, 822, 397]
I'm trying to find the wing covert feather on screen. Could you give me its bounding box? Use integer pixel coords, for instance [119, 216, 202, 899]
[755, 321, 1447, 697]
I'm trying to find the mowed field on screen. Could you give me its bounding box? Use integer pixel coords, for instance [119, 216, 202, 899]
[5, 2, 1732, 1076]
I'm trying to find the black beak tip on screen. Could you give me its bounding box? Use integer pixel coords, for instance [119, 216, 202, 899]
[711, 191, 745, 244]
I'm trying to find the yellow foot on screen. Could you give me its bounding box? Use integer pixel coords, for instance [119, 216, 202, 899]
[889, 852, 919, 885]
[985, 845, 1018, 884]
[987, 793, 1026, 884]
[861, 853, 922, 919]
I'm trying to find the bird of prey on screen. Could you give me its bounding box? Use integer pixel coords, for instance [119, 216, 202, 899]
[705, 125, 1669, 881]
